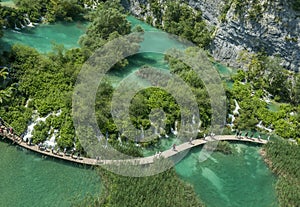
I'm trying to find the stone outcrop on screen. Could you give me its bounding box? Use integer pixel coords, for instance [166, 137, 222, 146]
[211, 0, 300, 72]
[123, 0, 300, 71]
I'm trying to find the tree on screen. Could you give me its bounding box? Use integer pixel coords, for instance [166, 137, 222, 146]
[0, 67, 14, 104]
[264, 57, 292, 102]
[79, 5, 131, 52]
[162, 1, 211, 48]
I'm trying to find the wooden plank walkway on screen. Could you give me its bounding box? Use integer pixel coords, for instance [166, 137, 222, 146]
[0, 126, 267, 166]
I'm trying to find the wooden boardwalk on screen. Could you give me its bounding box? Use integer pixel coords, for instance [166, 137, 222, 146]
[0, 126, 267, 166]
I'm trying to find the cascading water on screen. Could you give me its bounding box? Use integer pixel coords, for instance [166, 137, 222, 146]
[22, 110, 61, 146]
[233, 100, 240, 115]
[171, 120, 178, 135]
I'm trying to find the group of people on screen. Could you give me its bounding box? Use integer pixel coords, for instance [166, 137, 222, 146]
[235, 130, 262, 140]
[154, 151, 162, 158]
[0, 124, 20, 143]
[43, 145, 80, 159]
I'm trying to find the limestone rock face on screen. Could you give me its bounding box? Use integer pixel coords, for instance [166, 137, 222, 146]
[124, 0, 300, 71]
[211, 0, 300, 72]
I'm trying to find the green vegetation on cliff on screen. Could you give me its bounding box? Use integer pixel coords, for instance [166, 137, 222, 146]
[143, 0, 212, 48]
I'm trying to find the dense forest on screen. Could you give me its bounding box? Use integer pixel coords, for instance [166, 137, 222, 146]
[0, 0, 299, 206]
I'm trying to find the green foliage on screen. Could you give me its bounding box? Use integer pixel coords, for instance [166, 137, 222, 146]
[0, 4, 5, 37]
[141, 0, 211, 48]
[230, 52, 299, 140]
[264, 139, 300, 207]
[162, 1, 211, 48]
[1, 44, 86, 147]
[129, 87, 180, 133]
[79, 2, 131, 52]
[0, 4, 24, 29]
[0, 68, 15, 104]
[232, 0, 264, 21]
[14, 0, 85, 22]
[166, 51, 211, 129]
[293, 74, 300, 104]
[74, 164, 204, 207]
[32, 121, 49, 144]
[238, 52, 293, 102]
[57, 116, 75, 148]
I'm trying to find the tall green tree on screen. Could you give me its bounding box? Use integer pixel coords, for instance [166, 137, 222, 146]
[79, 4, 131, 52]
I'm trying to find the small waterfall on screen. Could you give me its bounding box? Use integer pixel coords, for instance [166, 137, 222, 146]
[23, 122, 35, 141]
[233, 100, 240, 115]
[14, 23, 21, 30]
[54, 109, 62, 117]
[25, 99, 31, 108]
[159, 127, 165, 136]
[227, 114, 235, 130]
[256, 121, 272, 132]
[25, 17, 34, 27]
[135, 135, 140, 146]
[171, 121, 178, 135]
[44, 128, 58, 147]
[20, 22, 26, 29]
[22, 111, 61, 143]
[151, 123, 159, 137]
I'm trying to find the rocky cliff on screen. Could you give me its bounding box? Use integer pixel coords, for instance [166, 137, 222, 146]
[123, 0, 300, 71]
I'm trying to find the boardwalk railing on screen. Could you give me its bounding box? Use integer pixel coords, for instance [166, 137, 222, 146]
[0, 125, 268, 166]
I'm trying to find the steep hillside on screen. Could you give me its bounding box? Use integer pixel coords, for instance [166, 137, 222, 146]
[123, 0, 300, 71]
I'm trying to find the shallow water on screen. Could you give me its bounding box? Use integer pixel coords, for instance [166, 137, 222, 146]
[1, 21, 88, 53]
[0, 140, 101, 207]
[142, 134, 181, 157]
[175, 143, 278, 207]
[267, 102, 280, 112]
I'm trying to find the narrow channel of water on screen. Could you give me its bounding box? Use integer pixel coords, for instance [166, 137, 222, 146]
[1, 21, 88, 53]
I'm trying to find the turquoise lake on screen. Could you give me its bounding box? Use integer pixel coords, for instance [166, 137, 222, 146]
[0, 14, 278, 207]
